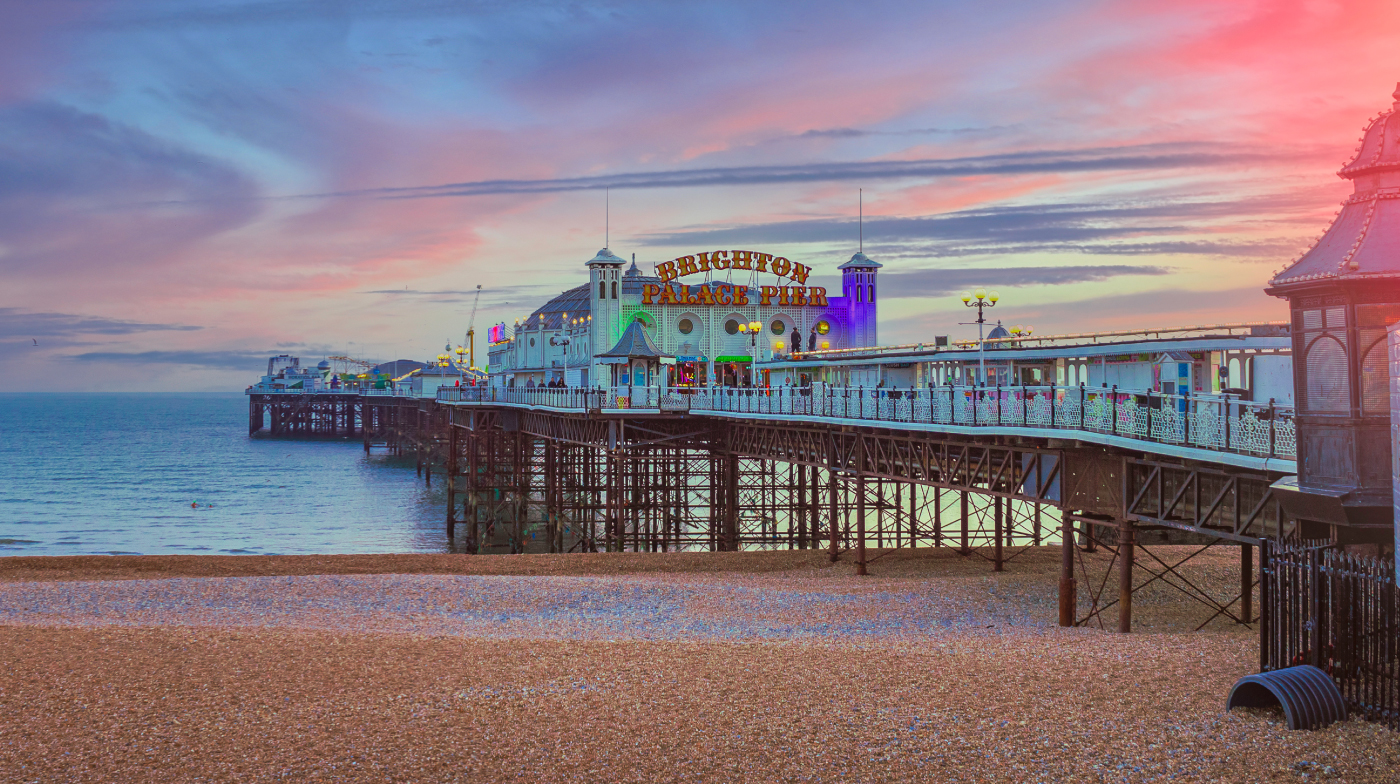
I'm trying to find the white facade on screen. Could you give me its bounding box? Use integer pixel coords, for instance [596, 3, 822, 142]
[489, 247, 881, 388]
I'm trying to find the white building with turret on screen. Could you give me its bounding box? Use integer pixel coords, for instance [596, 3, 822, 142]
[487, 247, 881, 388]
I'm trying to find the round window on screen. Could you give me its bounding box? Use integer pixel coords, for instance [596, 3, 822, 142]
[815, 321, 830, 335]
[770, 320, 785, 335]
[725, 319, 739, 335]
[678, 318, 694, 334]
[530, 338, 536, 346]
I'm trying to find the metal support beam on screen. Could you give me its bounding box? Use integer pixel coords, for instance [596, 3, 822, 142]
[993, 495, 1004, 572]
[1118, 519, 1135, 634]
[1059, 510, 1076, 627]
[856, 473, 868, 575]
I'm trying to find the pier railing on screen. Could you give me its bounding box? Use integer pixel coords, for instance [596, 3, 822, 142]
[437, 385, 663, 409]
[437, 383, 1296, 461]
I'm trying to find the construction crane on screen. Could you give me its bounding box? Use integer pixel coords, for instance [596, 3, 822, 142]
[464, 284, 482, 368]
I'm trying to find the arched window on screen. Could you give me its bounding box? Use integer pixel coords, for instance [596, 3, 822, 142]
[1305, 334, 1349, 413]
[856, 286, 863, 303]
[869, 284, 875, 302]
[611, 281, 618, 299]
[599, 281, 606, 299]
[1362, 337, 1388, 415]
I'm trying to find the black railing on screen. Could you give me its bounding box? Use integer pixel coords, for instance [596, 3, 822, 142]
[1263, 542, 1399, 728]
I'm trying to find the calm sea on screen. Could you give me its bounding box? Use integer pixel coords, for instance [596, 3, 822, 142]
[0, 394, 452, 556]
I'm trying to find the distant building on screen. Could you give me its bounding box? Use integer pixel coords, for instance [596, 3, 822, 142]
[249, 355, 331, 392]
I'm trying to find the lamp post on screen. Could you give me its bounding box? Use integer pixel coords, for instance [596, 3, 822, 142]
[960, 288, 999, 386]
[550, 312, 572, 387]
[737, 319, 762, 386]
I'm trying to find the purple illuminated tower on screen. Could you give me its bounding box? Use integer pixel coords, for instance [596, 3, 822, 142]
[839, 251, 881, 347]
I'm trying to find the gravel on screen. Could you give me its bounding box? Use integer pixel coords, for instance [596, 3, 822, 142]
[0, 547, 1394, 783]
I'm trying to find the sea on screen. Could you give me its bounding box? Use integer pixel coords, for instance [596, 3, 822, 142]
[0, 394, 452, 556]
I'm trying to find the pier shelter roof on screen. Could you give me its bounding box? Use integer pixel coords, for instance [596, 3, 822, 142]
[1269, 83, 1400, 290]
[599, 319, 672, 359]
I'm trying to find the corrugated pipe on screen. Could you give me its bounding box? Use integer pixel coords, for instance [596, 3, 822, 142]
[1226, 665, 1348, 730]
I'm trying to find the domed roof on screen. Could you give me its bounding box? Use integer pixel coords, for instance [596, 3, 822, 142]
[1270, 82, 1400, 290]
[986, 322, 1011, 340]
[586, 247, 625, 266]
[520, 284, 591, 331]
[316, 360, 331, 370]
[839, 251, 882, 270]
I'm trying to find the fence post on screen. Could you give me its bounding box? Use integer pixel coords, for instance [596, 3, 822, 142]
[1309, 546, 1322, 670]
[1079, 384, 1086, 430]
[1259, 539, 1271, 671]
[1184, 386, 1192, 444]
[1268, 398, 1277, 457]
[1111, 385, 1118, 435]
[1241, 542, 1253, 624]
[1224, 394, 1232, 451]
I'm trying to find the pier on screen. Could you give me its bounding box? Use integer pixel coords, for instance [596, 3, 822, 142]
[250, 373, 1296, 635]
[244, 83, 1400, 732]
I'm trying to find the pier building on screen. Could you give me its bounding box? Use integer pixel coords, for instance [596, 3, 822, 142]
[487, 248, 880, 389]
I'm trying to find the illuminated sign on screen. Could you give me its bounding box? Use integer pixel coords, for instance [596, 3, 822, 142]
[488, 323, 507, 343]
[641, 283, 827, 308]
[654, 250, 812, 286]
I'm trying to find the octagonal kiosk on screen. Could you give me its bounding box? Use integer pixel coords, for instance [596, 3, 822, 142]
[1265, 83, 1400, 546]
[597, 318, 675, 408]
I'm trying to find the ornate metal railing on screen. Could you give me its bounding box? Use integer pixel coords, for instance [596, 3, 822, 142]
[436, 385, 665, 410]
[437, 383, 1297, 461]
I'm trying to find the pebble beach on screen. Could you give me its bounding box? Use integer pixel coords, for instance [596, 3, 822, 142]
[0, 547, 1394, 783]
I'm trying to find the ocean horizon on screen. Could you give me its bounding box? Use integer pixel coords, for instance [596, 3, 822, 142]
[0, 393, 453, 556]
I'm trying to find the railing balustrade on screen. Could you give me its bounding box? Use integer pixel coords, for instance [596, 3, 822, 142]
[436, 383, 1297, 461]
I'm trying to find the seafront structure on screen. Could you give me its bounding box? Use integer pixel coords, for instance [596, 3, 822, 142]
[487, 248, 880, 388]
[247, 84, 1400, 730]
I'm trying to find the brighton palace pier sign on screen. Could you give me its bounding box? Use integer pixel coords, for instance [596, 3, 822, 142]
[643, 250, 828, 307]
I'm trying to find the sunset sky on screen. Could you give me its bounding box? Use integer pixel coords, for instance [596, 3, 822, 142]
[3, 0, 1399, 390]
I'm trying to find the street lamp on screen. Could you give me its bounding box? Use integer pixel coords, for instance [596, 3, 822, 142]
[549, 312, 572, 387]
[737, 319, 762, 386]
[959, 289, 999, 386]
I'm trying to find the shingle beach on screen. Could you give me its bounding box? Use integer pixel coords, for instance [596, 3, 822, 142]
[0, 547, 1394, 783]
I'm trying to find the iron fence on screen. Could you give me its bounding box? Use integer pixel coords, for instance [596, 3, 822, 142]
[1263, 542, 1399, 728]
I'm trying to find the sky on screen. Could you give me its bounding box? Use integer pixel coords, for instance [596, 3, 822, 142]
[2, 0, 1399, 391]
